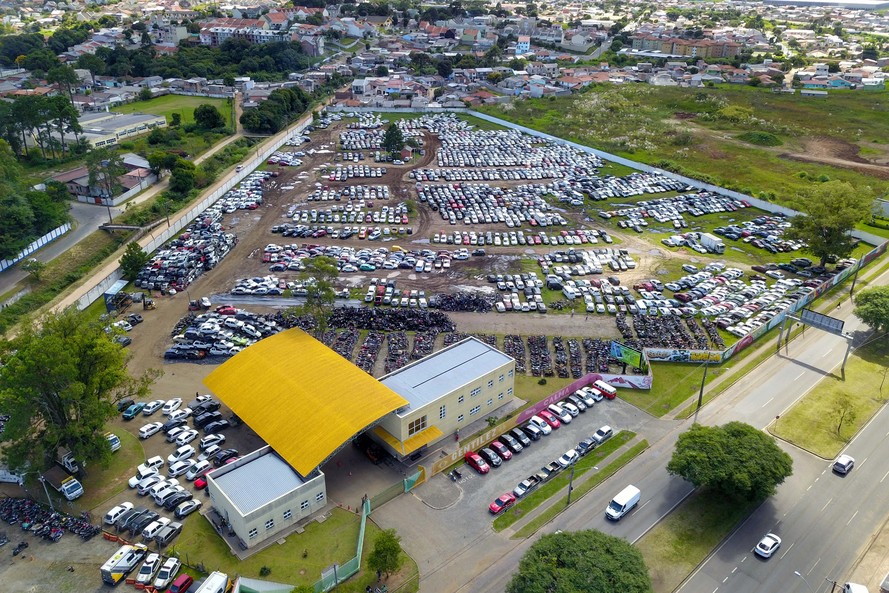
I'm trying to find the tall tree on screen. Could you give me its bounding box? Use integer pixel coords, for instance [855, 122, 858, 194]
[854, 285, 889, 332]
[119, 242, 150, 280]
[786, 181, 874, 267]
[285, 256, 339, 337]
[194, 103, 225, 130]
[0, 308, 158, 471]
[85, 148, 126, 201]
[382, 123, 405, 154]
[507, 530, 652, 593]
[47, 64, 80, 101]
[367, 529, 404, 579]
[667, 422, 793, 501]
[76, 53, 106, 87]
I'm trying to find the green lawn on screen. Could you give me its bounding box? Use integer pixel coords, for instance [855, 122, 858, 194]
[113, 95, 233, 127]
[770, 337, 889, 457]
[636, 490, 758, 593]
[623, 362, 727, 417]
[172, 507, 418, 591]
[494, 431, 636, 531]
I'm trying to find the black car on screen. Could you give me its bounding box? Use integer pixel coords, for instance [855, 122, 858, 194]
[117, 398, 135, 412]
[499, 433, 523, 454]
[203, 419, 230, 434]
[196, 400, 221, 415]
[194, 411, 222, 429]
[212, 448, 239, 467]
[163, 491, 193, 511]
[117, 507, 149, 533]
[576, 438, 596, 457]
[162, 417, 188, 433]
[478, 447, 502, 468]
[129, 511, 159, 536]
[510, 428, 531, 448]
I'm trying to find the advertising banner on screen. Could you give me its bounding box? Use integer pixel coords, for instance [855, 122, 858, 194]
[645, 349, 722, 363]
[610, 341, 645, 369]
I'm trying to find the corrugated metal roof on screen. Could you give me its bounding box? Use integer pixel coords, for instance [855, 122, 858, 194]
[380, 337, 514, 415]
[212, 452, 303, 515]
[204, 328, 409, 476]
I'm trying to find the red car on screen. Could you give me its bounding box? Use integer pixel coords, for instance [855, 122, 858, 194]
[538, 410, 561, 429]
[193, 477, 208, 490]
[489, 440, 512, 461]
[464, 451, 490, 474]
[489, 493, 516, 515]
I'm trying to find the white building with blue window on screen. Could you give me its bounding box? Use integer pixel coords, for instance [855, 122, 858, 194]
[371, 337, 516, 460]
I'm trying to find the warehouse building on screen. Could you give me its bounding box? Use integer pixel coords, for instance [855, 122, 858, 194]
[73, 111, 167, 148]
[372, 337, 516, 460]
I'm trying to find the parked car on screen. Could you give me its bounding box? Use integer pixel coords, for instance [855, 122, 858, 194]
[166, 572, 191, 593]
[464, 451, 490, 474]
[557, 449, 579, 468]
[478, 447, 503, 468]
[537, 410, 561, 429]
[163, 490, 193, 511]
[592, 426, 614, 445]
[154, 521, 183, 546]
[510, 428, 531, 447]
[498, 433, 523, 454]
[143, 400, 165, 416]
[135, 553, 162, 586]
[212, 448, 239, 467]
[489, 440, 513, 461]
[136, 474, 165, 496]
[200, 434, 226, 451]
[123, 402, 146, 420]
[528, 415, 553, 435]
[104, 502, 134, 525]
[185, 460, 211, 481]
[162, 398, 183, 415]
[203, 419, 231, 434]
[168, 460, 196, 478]
[141, 517, 171, 540]
[489, 493, 516, 515]
[153, 557, 182, 590]
[167, 445, 195, 465]
[139, 422, 164, 439]
[175, 499, 203, 518]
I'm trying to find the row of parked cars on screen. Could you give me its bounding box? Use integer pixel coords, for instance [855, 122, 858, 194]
[166, 306, 282, 359]
[417, 182, 568, 228]
[301, 185, 392, 204]
[432, 228, 613, 247]
[288, 202, 409, 227]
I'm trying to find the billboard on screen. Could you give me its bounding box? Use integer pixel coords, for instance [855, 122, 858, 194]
[800, 308, 845, 335]
[645, 349, 722, 363]
[610, 341, 644, 369]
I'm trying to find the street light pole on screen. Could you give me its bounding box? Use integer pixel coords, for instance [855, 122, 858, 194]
[795, 570, 815, 593]
[38, 475, 55, 512]
[566, 465, 575, 507]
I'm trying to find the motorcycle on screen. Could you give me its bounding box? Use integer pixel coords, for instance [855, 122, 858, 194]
[12, 541, 28, 556]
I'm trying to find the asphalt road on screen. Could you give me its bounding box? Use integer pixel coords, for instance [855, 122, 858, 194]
[420, 265, 889, 593]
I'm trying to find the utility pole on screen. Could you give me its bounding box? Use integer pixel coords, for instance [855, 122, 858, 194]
[566, 465, 575, 506]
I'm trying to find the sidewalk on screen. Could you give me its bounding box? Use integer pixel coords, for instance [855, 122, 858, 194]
[849, 511, 889, 591]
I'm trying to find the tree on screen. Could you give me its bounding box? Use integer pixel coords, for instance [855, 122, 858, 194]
[667, 422, 793, 502]
[20, 258, 45, 282]
[139, 87, 153, 101]
[171, 112, 181, 127]
[194, 103, 225, 130]
[785, 181, 873, 267]
[119, 242, 149, 280]
[0, 308, 157, 471]
[832, 395, 857, 436]
[382, 123, 405, 154]
[147, 150, 178, 178]
[375, 64, 389, 77]
[85, 148, 125, 201]
[169, 158, 197, 195]
[285, 256, 339, 337]
[507, 530, 652, 593]
[854, 285, 889, 332]
[47, 64, 80, 101]
[368, 529, 404, 578]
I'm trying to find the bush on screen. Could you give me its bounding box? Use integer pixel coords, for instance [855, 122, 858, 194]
[736, 131, 782, 146]
[259, 566, 271, 577]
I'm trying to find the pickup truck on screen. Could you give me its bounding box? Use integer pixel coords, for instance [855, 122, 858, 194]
[535, 462, 563, 484]
[43, 465, 84, 501]
[513, 475, 541, 499]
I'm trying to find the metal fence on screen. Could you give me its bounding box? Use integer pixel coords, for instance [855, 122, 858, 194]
[0, 223, 72, 272]
[314, 498, 371, 592]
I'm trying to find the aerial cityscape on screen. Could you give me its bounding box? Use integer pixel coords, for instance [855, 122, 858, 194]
[0, 0, 888, 592]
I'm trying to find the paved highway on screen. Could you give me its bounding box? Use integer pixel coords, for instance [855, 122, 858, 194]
[426, 264, 889, 593]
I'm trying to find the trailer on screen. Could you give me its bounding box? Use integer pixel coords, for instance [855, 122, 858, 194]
[42, 465, 84, 501]
[700, 232, 725, 255]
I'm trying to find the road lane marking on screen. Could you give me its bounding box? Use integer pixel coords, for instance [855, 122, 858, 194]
[822, 348, 833, 357]
[860, 457, 868, 469]
[821, 498, 833, 512]
[732, 567, 738, 574]
[880, 469, 889, 484]
[741, 556, 746, 562]
[809, 558, 821, 573]
[780, 542, 795, 559]
[723, 577, 729, 583]
[761, 397, 774, 408]
[848, 510, 859, 526]
[639, 500, 651, 511]
[712, 588, 719, 593]
[795, 372, 805, 380]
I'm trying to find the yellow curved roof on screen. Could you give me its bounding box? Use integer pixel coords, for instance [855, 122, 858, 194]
[204, 328, 408, 476]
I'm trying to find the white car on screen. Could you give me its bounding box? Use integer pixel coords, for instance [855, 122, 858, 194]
[103, 502, 134, 525]
[162, 398, 183, 415]
[148, 478, 179, 499]
[833, 454, 855, 475]
[167, 408, 192, 423]
[135, 553, 162, 585]
[168, 459, 196, 478]
[175, 429, 199, 446]
[592, 425, 614, 444]
[141, 517, 171, 540]
[166, 426, 188, 443]
[143, 400, 165, 415]
[557, 449, 579, 468]
[138, 422, 164, 439]
[185, 460, 212, 481]
[754, 533, 782, 558]
[528, 415, 552, 436]
[136, 474, 165, 495]
[153, 557, 182, 589]
[198, 444, 221, 462]
[168, 445, 195, 465]
[200, 434, 226, 451]
[175, 499, 203, 518]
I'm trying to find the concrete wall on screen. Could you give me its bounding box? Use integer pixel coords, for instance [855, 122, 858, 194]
[0, 223, 71, 272]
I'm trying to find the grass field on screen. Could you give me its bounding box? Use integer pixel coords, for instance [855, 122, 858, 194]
[770, 337, 889, 457]
[637, 490, 758, 593]
[172, 507, 418, 591]
[113, 95, 233, 127]
[478, 85, 889, 201]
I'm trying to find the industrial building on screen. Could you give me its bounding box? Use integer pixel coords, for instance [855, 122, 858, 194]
[73, 111, 167, 148]
[203, 329, 516, 549]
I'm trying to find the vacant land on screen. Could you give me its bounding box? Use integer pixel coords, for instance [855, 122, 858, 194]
[479, 86, 889, 202]
[113, 94, 233, 127]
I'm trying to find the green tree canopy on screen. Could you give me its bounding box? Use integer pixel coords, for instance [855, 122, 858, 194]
[382, 123, 405, 154]
[367, 528, 404, 578]
[194, 103, 225, 130]
[667, 421, 793, 501]
[285, 256, 339, 336]
[507, 530, 652, 593]
[786, 181, 873, 266]
[0, 308, 158, 471]
[854, 285, 889, 332]
[120, 242, 150, 281]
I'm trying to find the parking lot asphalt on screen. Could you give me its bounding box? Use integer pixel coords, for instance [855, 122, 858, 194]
[371, 397, 671, 579]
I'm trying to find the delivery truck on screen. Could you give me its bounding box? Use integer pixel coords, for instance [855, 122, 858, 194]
[43, 465, 84, 501]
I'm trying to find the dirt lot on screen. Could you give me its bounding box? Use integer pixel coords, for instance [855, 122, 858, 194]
[783, 136, 889, 180]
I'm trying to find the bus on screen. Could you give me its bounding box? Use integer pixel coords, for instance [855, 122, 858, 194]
[100, 544, 148, 586]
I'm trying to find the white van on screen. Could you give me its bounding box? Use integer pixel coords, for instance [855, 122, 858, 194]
[562, 286, 577, 300]
[593, 380, 617, 399]
[195, 571, 229, 593]
[605, 485, 640, 521]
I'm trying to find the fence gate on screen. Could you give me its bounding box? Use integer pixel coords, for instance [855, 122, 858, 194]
[403, 466, 426, 493]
